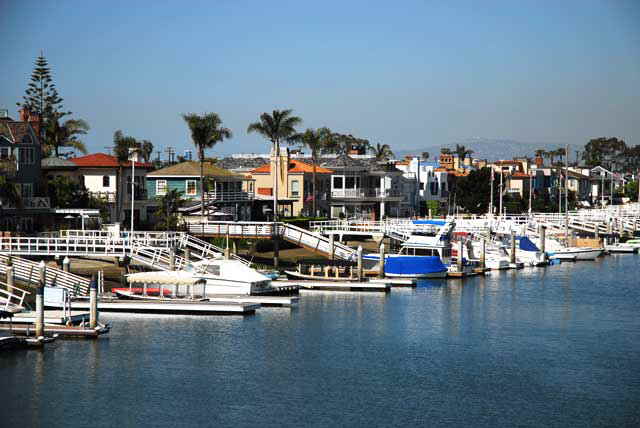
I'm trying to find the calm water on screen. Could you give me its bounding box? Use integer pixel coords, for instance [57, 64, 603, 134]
[3, 255, 640, 427]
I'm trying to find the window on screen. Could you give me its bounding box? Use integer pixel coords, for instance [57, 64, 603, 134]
[333, 176, 343, 189]
[156, 180, 168, 196]
[291, 180, 300, 197]
[0, 147, 9, 159]
[19, 183, 33, 198]
[248, 182, 254, 192]
[102, 176, 110, 187]
[186, 180, 197, 196]
[18, 147, 34, 164]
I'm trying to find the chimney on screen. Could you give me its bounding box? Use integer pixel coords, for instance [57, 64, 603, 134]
[19, 107, 30, 122]
[535, 156, 544, 168]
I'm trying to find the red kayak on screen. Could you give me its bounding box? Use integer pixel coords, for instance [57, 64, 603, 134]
[111, 287, 172, 297]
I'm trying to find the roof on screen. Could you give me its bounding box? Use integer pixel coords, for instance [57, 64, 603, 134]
[251, 159, 333, 174]
[147, 161, 242, 178]
[321, 154, 368, 170]
[511, 172, 532, 178]
[41, 157, 78, 169]
[70, 153, 152, 168]
[494, 160, 522, 165]
[0, 120, 35, 144]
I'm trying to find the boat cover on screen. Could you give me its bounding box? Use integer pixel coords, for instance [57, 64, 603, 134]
[126, 271, 204, 285]
[517, 236, 539, 252]
[385, 256, 447, 275]
[412, 220, 446, 226]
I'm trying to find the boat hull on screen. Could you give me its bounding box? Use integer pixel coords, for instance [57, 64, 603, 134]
[549, 248, 602, 261]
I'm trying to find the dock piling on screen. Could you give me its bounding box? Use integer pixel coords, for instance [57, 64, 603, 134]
[169, 249, 176, 270]
[379, 243, 386, 279]
[539, 225, 547, 260]
[480, 239, 486, 270]
[457, 240, 463, 269]
[357, 246, 363, 281]
[89, 274, 98, 328]
[184, 248, 191, 263]
[329, 234, 335, 261]
[6, 257, 14, 295]
[35, 261, 45, 338]
[510, 233, 516, 264]
[62, 256, 70, 272]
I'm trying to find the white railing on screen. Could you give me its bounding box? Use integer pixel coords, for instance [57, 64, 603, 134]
[0, 255, 90, 295]
[89, 191, 116, 203]
[204, 191, 254, 202]
[0, 282, 30, 312]
[330, 188, 402, 199]
[186, 221, 276, 237]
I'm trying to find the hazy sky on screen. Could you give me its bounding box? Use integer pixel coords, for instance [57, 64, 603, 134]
[1, 0, 639, 158]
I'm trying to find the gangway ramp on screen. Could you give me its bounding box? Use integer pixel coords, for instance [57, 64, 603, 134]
[0, 254, 90, 296]
[187, 221, 357, 261]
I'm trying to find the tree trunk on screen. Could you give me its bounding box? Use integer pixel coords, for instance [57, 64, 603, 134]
[200, 147, 205, 223]
[273, 141, 278, 222]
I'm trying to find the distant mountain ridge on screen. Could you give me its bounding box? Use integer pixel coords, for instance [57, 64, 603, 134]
[395, 138, 581, 162]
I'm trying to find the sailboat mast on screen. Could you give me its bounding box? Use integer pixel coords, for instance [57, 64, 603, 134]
[564, 144, 569, 244]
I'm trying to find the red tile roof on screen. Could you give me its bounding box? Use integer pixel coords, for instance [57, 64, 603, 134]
[251, 159, 333, 174]
[70, 153, 152, 168]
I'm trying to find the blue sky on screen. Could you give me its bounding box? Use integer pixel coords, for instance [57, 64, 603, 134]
[1, 0, 639, 158]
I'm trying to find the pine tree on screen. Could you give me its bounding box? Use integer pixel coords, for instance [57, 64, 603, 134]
[17, 52, 70, 123]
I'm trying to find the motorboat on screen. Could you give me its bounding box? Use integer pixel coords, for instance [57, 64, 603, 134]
[604, 240, 638, 254]
[541, 238, 603, 261]
[504, 236, 547, 267]
[126, 257, 274, 296]
[362, 220, 453, 278]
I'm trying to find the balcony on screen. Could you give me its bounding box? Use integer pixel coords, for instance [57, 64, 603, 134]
[331, 188, 403, 199]
[89, 191, 116, 203]
[0, 197, 51, 209]
[204, 191, 254, 202]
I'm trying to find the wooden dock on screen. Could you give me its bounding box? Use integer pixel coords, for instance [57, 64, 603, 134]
[0, 324, 110, 338]
[47, 297, 259, 315]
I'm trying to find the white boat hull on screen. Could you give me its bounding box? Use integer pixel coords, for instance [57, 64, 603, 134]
[550, 248, 603, 261]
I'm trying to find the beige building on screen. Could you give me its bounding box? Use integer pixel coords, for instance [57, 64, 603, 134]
[250, 149, 333, 217]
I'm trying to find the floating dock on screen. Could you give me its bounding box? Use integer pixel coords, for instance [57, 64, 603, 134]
[208, 295, 298, 307]
[0, 324, 109, 338]
[2, 310, 89, 325]
[47, 297, 259, 315]
[275, 280, 391, 292]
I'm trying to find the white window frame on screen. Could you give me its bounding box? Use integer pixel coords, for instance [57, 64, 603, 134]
[186, 180, 197, 196]
[291, 180, 300, 197]
[156, 180, 168, 196]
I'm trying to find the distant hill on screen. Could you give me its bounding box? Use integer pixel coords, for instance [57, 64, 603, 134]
[395, 138, 581, 161]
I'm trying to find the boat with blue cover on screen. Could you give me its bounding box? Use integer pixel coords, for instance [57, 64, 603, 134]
[363, 220, 453, 278]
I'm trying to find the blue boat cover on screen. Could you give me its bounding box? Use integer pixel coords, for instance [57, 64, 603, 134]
[517, 236, 539, 252]
[412, 220, 446, 226]
[384, 256, 447, 275]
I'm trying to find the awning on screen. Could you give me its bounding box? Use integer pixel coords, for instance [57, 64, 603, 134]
[126, 271, 204, 285]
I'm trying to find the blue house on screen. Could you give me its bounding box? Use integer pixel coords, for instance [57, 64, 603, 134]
[146, 161, 254, 220]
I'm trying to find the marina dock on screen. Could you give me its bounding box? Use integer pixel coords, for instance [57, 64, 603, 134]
[47, 297, 260, 315]
[275, 280, 391, 292]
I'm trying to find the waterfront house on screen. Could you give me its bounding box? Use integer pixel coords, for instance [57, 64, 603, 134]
[0, 108, 49, 232]
[70, 153, 153, 224]
[321, 154, 409, 219]
[146, 161, 254, 220]
[249, 148, 333, 218]
[395, 157, 450, 215]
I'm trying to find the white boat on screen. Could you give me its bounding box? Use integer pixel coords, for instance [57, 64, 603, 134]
[623, 239, 640, 249]
[127, 257, 274, 296]
[464, 239, 518, 270]
[529, 236, 603, 261]
[604, 241, 638, 253]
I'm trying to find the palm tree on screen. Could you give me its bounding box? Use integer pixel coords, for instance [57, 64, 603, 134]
[556, 147, 566, 165]
[290, 127, 332, 216]
[544, 150, 555, 165]
[440, 147, 452, 155]
[247, 109, 302, 220]
[182, 113, 232, 222]
[46, 117, 89, 157]
[139, 140, 154, 162]
[534, 149, 546, 159]
[372, 142, 394, 162]
[454, 144, 474, 163]
[421, 152, 429, 161]
[156, 189, 184, 231]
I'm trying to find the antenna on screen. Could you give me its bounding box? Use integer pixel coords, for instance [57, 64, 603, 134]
[164, 146, 175, 163]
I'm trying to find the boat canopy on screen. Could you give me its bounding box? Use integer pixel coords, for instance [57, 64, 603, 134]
[126, 271, 205, 285]
[412, 220, 446, 226]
